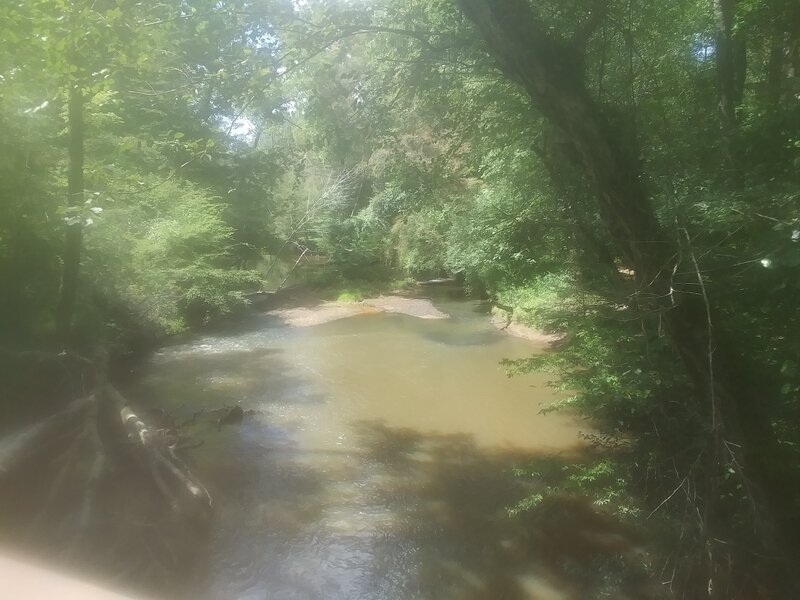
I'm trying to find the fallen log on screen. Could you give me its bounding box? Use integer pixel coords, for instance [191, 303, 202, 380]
[104, 385, 212, 518]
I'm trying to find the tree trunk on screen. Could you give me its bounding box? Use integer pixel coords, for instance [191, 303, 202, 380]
[455, 0, 798, 592]
[55, 84, 85, 347]
[765, 25, 785, 108]
[712, 0, 745, 183]
[765, 2, 800, 109]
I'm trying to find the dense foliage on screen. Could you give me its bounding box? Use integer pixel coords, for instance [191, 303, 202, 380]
[2, 0, 799, 597]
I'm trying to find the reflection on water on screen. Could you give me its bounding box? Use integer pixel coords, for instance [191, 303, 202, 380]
[129, 297, 646, 600]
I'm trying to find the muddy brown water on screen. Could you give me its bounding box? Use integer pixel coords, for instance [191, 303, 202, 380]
[128, 295, 640, 600]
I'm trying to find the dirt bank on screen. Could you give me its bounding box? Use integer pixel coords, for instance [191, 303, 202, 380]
[362, 296, 449, 319]
[266, 295, 449, 327]
[489, 310, 564, 346]
[266, 292, 560, 346]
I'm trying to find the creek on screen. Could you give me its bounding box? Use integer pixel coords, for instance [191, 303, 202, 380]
[126, 292, 624, 600]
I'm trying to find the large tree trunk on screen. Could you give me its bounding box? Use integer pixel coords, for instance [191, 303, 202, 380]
[765, 2, 800, 109]
[455, 0, 798, 594]
[765, 23, 785, 108]
[55, 84, 85, 347]
[712, 0, 745, 183]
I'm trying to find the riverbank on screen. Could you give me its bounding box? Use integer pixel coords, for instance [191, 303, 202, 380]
[488, 308, 564, 346]
[264, 284, 561, 347]
[265, 295, 449, 327]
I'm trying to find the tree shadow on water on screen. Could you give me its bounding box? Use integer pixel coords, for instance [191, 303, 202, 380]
[350, 420, 660, 600]
[126, 345, 328, 416]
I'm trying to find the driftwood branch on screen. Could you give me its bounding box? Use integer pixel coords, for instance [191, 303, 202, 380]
[276, 247, 309, 292]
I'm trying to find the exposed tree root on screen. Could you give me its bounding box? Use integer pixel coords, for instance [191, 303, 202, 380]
[0, 396, 93, 477]
[30, 425, 94, 535]
[1, 371, 215, 598]
[77, 416, 106, 535]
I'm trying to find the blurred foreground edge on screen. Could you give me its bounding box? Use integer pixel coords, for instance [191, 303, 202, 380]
[0, 552, 144, 599]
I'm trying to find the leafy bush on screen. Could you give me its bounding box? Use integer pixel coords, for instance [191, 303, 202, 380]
[388, 205, 450, 277]
[494, 272, 579, 332]
[444, 183, 568, 290]
[86, 176, 259, 334]
[336, 290, 364, 302]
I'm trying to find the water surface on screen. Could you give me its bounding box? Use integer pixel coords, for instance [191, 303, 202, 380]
[131, 296, 616, 600]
